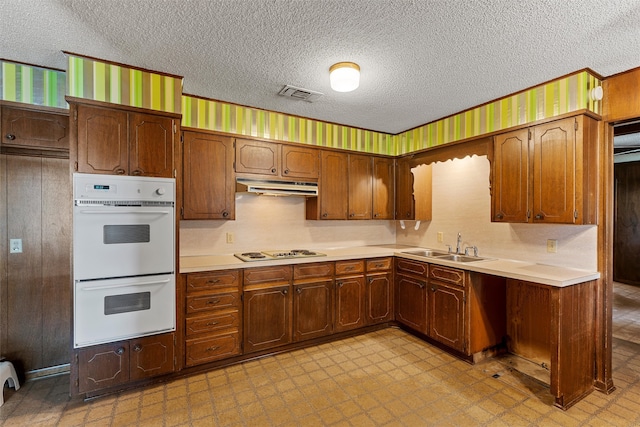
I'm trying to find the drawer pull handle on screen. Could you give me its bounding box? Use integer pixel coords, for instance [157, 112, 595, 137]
[206, 299, 220, 305]
[115, 168, 126, 175]
[116, 347, 125, 355]
[345, 267, 354, 271]
[375, 263, 383, 268]
[206, 279, 220, 284]
[206, 346, 219, 352]
[5, 134, 16, 140]
[206, 321, 219, 326]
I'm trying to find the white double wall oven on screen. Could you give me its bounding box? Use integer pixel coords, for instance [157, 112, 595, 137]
[73, 173, 176, 348]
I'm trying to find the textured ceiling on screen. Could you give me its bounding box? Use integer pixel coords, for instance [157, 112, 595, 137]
[2, 0, 640, 134]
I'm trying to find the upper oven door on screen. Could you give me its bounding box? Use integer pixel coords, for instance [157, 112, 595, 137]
[73, 204, 175, 280]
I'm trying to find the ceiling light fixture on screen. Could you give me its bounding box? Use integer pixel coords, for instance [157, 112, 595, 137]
[329, 62, 360, 92]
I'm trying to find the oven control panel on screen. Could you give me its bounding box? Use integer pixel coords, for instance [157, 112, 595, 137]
[73, 173, 175, 202]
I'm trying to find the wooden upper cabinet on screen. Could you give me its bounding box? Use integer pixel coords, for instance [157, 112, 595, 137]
[492, 128, 530, 223]
[182, 131, 235, 220]
[77, 104, 128, 174]
[235, 139, 279, 176]
[395, 159, 432, 221]
[348, 154, 372, 219]
[1, 105, 69, 151]
[235, 139, 319, 180]
[492, 115, 598, 225]
[75, 103, 175, 177]
[372, 157, 395, 219]
[307, 150, 348, 220]
[281, 145, 319, 179]
[128, 112, 174, 177]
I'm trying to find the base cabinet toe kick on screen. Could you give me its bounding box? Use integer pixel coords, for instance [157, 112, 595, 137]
[73, 255, 597, 409]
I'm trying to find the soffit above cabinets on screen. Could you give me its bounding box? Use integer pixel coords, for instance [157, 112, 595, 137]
[3, 1, 640, 134]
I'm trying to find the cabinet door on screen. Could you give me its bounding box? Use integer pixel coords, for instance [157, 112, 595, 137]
[235, 139, 279, 176]
[77, 341, 129, 393]
[1, 106, 68, 150]
[293, 280, 333, 341]
[77, 104, 128, 174]
[129, 333, 175, 381]
[282, 145, 319, 179]
[395, 158, 414, 220]
[492, 129, 530, 222]
[348, 154, 372, 219]
[366, 272, 393, 324]
[335, 275, 365, 332]
[183, 132, 235, 219]
[128, 112, 174, 177]
[395, 274, 427, 333]
[531, 117, 576, 223]
[318, 150, 348, 219]
[372, 157, 394, 219]
[243, 286, 292, 352]
[429, 283, 465, 352]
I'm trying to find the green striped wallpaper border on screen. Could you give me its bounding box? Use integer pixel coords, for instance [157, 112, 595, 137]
[182, 95, 395, 155]
[396, 70, 602, 155]
[66, 54, 182, 113]
[0, 60, 66, 108]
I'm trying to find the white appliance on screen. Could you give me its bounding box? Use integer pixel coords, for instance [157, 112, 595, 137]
[72, 173, 176, 348]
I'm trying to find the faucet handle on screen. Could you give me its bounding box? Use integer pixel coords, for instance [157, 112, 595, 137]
[445, 244, 452, 253]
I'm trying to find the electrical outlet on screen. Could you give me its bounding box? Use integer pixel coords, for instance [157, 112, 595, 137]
[547, 239, 557, 253]
[10, 239, 22, 253]
[226, 232, 235, 244]
[437, 232, 444, 243]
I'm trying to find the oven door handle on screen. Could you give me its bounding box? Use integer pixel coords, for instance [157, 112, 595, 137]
[77, 210, 170, 215]
[80, 278, 172, 291]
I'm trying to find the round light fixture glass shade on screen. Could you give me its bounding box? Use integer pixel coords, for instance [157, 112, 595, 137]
[329, 62, 360, 92]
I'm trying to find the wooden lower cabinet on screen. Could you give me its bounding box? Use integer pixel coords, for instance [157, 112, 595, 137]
[76, 333, 175, 394]
[184, 270, 242, 367]
[365, 257, 394, 324]
[428, 265, 466, 353]
[243, 265, 293, 353]
[395, 274, 427, 333]
[335, 260, 365, 332]
[293, 262, 334, 341]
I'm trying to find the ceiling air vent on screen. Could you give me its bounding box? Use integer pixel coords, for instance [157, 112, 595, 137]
[278, 85, 323, 103]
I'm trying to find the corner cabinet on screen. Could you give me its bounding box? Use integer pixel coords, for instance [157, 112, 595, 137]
[71, 101, 177, 177]
[395, 158, 432, 220]
[491, 115, 598, 224]
[182, 131, 235, 220]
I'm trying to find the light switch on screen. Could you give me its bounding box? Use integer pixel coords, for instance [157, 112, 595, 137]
[10, 239, 22, 253]
[226, 232, 235, 244]
[547, 239, 557, 253]
[437, 232, 444, 243]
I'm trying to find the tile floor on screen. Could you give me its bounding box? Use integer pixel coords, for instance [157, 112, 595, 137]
[1, 282, 639, 427]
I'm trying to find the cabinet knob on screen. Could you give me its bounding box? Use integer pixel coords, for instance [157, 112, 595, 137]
[133, 344, 142, 352]
[296, 287, 302, 294]
[406, 212, 411, 218]
[496, 213, 504, 220]
[322, 213, 328, 218]
[5, 134, 16, 140]
[271, 167, 277, 173]
[283, 169, 289, 175]
[131, 170, 142, 176]
[282, 289, 288, 295]
[349, 213, 355, 217]
[222, 211, 229, 218]
[431, 286, 435, 292]
[373, 213, 378, 218]
[418, 282, 425, 289]
[535, 213, 544, 220]
[337, 282, 343, 287]
[115, 168, 126, 175]
[116, 347, 125, 355]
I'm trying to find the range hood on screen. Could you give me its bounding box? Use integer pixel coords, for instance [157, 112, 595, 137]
[236, 178, 318, 196]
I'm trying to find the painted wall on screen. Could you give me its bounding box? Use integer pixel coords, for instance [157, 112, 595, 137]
[395, 156, 597, 271]
[179, 195, 396, 256]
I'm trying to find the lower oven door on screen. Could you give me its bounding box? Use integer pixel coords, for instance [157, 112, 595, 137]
[74, 274, 175, 348]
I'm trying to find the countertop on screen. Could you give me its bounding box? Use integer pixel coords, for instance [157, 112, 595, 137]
[179, 245, 600, 287]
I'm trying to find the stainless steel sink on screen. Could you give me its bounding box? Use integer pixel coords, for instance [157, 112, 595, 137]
[433, 254, 487, 263]
[404, 249, 450, 258]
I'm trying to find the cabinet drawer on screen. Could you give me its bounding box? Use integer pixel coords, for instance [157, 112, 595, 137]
[430, 265, 465, 286]
[185, 332, 241, 366]
[366, 257, 392, 272]
[186, 270, 239, 294]
[396, 258, 428, 277]
[336, 259, 364, 275]
[186, 311, 240, 337]
[294, 262, 334, 281]
[243, 265, 292, 286]
[186, 292, 240, 314]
